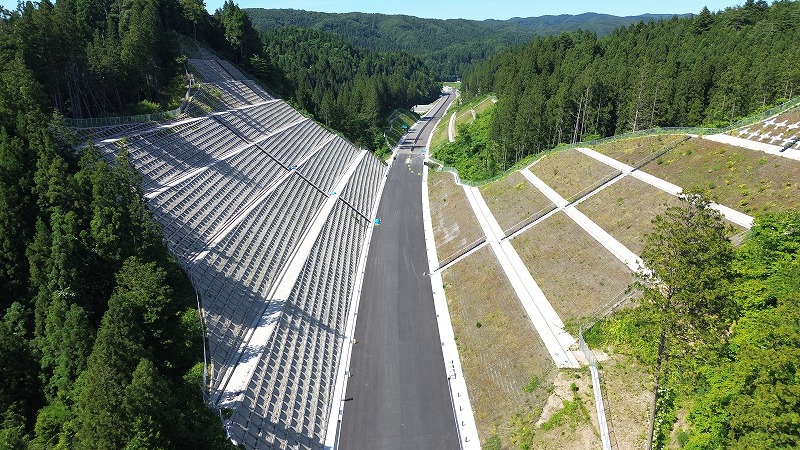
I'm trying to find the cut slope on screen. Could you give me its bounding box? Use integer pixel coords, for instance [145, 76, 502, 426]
[443, 246, 556, 446]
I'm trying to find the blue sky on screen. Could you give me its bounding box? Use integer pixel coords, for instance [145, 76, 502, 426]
[204, 0, 742, 19]
[0, 0, 744, 19]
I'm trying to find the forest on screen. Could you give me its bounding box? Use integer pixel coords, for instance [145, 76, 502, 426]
[1, 0, 799, 448]
[0, 1, 436, 445]
[0, 0, 255, 447]
[585, 197, 800, 450]
[444, 0, 800, 180]
[244, 8, 680, 81]
[258, 26, 439, 151]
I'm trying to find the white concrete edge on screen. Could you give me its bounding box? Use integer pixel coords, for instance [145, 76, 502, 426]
[564, 206, 643, 273]
[703, 133, 800, 161]
[214, 150, 369, 408]
[448, 109, 457, 143]
[578, 146, 755, 230]
[519, 169, 569, 208]
[433, 240, 489, 273]
[575, 147, 634, 173]
[193, 131, 336, 260]
[421, 96, 481, 448]
[464, 186, 506, 241]
[461, 185, 578, 369]
[590, 364, 612, 450]
[324, 151, 390, 449]
[422, 158, 481, 449]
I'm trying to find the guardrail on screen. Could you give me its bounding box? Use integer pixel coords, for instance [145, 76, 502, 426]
[436, 237, 487, 271]
[63, 107, 183, 128]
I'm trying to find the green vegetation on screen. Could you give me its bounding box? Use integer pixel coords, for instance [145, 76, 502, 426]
[0, 2, 247, 447]
[512, 211, 634, 323]
[528, 148, 621, 202]
[245, 8, 682, 80]
[587, 198, 800, 449]
[478, 171, 554, 233]
[433, 108, 498, 182]
[442, 246, 556, 447]
[460, 1, 800, 177]
[641, 138, 800, 214]
[591, 134, 688, 167]
[577, 176, 684, 255]
[427, 171, 484, 263]
[384, 109, 420, 147]
[259, 26, 439, 150]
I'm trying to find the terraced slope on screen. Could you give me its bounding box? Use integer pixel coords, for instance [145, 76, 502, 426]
[79, 50, 387, 450]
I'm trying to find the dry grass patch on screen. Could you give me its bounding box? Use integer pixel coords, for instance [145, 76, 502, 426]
[577, 177, 681, 255]
[591, 134, 687, 167]
[599, 353, 652, 450]
[641, 137, 800, 214]
[512, 212, 635, 328]
[443, 246, 556, 447]
[428, 170, 484, 264]
[479, 171, 555, 234]
[529, 149, 621, 202]
[577, 176, 746, 254]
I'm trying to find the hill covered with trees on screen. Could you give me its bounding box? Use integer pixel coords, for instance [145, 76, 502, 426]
[258, 26, 439, 150]
[440, 0, 800, 181]
[0, 1, 259, 447]
[244, 8, 681, 80]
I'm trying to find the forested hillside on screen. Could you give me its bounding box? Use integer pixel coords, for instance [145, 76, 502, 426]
[260, 26, 439, 150]
[452, 0, 800, 179]
[0, 1, 253, 447]
[245, 8, 680, 80]
[587, 200, 800, 450]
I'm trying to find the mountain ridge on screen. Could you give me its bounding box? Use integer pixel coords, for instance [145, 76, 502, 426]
[244, 8, 690, 80]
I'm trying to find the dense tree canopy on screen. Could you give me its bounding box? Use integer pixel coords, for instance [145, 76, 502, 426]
[459, 0, 800, 175]
[589, 207, 800, 450]
[245, 8, 682, 81]
[259, 26, 439, 149]
[0, 3, 233, 447]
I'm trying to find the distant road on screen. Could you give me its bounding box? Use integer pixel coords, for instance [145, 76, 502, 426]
[338, 92, 459, 449]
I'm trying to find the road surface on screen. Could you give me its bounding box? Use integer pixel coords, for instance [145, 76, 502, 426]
[338, 93, 460, 449]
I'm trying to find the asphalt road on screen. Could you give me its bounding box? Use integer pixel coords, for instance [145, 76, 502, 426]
[338, 93, 460, 449]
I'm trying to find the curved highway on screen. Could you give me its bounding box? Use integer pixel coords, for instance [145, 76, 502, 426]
[338, 93, 460, 449]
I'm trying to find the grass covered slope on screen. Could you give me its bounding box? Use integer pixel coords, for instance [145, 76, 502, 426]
[384, 109, 420, 147]
[511, 211, 635, 328]
[479, 171, 555, 233]
[528, 149, 621, 202]
[590, 134, 688, 167]
[640, 138, 800, 214]
[442, 246, 556, 447]
[577, 176, 683, 255]
[427, 171, 484, 264]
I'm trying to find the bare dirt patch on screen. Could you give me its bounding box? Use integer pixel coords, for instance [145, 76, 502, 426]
[428, 170, 484, 264]
[479, 171, 555, 234]
[524, 368, 601, 450]
[529, 149, 621, 202]
[511, 211, 635, 329]
[641, 137, 800, 214]
[443, 246, 556, 447]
